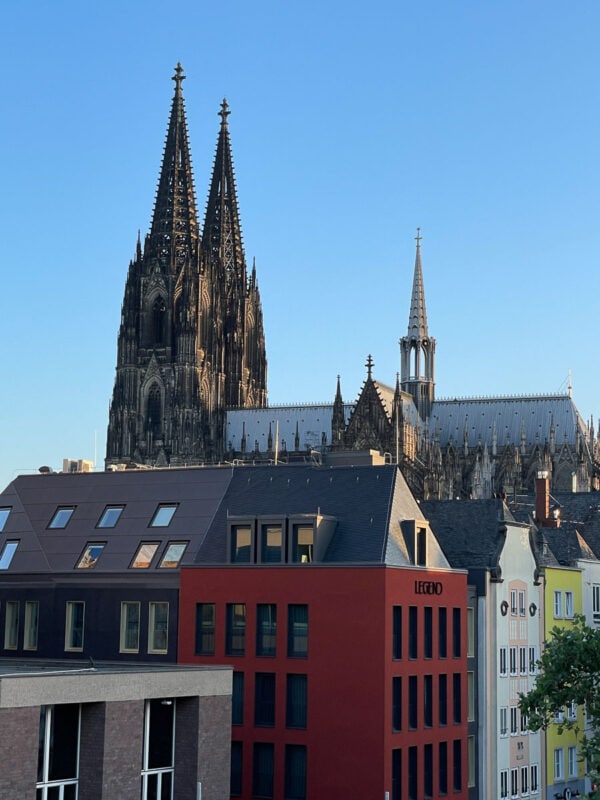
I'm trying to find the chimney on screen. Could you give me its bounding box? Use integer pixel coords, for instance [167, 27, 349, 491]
[535, 470, 560, 527]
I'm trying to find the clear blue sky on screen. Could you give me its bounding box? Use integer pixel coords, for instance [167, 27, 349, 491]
[1, 0, 599, 488]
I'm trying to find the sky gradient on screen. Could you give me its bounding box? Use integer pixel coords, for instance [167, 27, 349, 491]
[1, 1, 599, 488]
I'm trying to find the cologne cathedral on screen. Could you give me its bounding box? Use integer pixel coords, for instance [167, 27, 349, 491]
[107, 65, 599, 498]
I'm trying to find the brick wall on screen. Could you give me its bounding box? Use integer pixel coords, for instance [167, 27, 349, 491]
[0, 706, 39, 796]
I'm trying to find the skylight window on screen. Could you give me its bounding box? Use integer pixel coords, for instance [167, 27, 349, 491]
[0, 541, 18, 570]
[150, 504, 177, 528]
[0, 508, 10, 532]
[159, 542, 187, 568]
[48, 507, 75, 529]
[97, 506, 124, 528]
[76, 543, 106, 569]
[131, 542, 160, 569]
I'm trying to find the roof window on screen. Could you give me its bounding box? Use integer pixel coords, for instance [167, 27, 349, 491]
[48, 507, 75, 529]
[159, 542, 188, 568]
[0, 508, 10, 532]
[76, 543, 106, 569]
[0, 541, 18, 570]
[131, 542, 160, 569]
[150, 504, 177, 528]
[97, 506, 124, 528]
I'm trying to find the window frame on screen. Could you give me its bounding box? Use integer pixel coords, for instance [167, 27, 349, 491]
[0, 540, 18, 569]
[195, 603, 216, 656]
[4, 600, 19, 650]
[96, 505, 124, 528]
[287, 604, 308, 658]
[554, 590, 563, 618]
[48, 506, 75, 529]
[149, 504, 178, 528]
[65, 600, 85, 652]
[24, 600, 39, 651]
[75, 542, 106, 569]
[148, 601, 169, 654]
[120, 601, 141, 653]
[158, 541, 187, 568]
[0, 507, 10, 532]
[131, 541, 160, 569]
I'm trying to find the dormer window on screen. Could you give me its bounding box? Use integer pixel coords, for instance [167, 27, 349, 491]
[261, 525, 283, 563]
[48, 506, 75, 529]
[231, 525, 253, 563]
[416, 527, 427, 566]
[291, 525, 314, 564]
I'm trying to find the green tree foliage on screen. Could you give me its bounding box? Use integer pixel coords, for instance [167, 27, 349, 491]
[519, 615, 600, 793]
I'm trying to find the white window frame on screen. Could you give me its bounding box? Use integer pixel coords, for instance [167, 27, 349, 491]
[36, 705, 81, 799]
[4, 600, 19, 650]
[509, 646, 518, 676]
[510, 590, 518, 615]
[500, 769, 508, 799]
[65, 601, 85, 652]
[530, 764, 539, 794]
[24, 600, 39, 651]
[120, 601, 141, 653]
[467, 671, 475, 721]
[528, 645, 537, 674]
[510, 706, 518, 735]
[500, 706, 508, 737]
[141, 699, 175, 800]
[511, 767, 519, 798]
[568, 745, 578, 778]
[518, 590, 526, 616]
[568, 700, 577, 721]
[148, 602, 169, 654]
[565, 590, 574, 619]
[554, 590, 563, 618]
[499, 646, 508, 676]
[593, 584, 600, 621]
[554, 747, 564, 781]
[519, 646, 527, 675]
[467, 607, 475, 657]
[520, 709, 528, 733]
[521, 765, 529, 796]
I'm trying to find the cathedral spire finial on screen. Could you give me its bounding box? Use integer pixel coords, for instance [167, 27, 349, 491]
[172, 62, 186, 91]
[219, 98, 230, 127]
[366, 355, 374, 379]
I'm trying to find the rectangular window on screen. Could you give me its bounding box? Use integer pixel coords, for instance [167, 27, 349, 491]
[521, 709, 528, 733]
[510, 589, 517, 615]
[468, 736, 475, 788]
[120, 601, 140, 653]
[519, 590, 526, 616]
[131, 542, 159, 569]
[529, 645, 537, 674]
[452, 608, 461, 657]
[76, 542, 105, 569]
[97, 505, 124, 528]
[467, 607, 475, 657]
[230, 741, 243, 796]
[253, 743, 274, 799]
[519, 646, 527, 675]
[393, 606, 402, 660]
[195, 603, 215, 655]
[509, 646, 517, 676]
[0, 541, 18, 569]
[424, 674, 433, 727]
[521, 765, 528, 795]
[424, 742, 433, 798]
[499, 646, 507, 676]
[150, 504, 177, 527]
[568, 745, 578, 777]
[424, 606, 433, 659]
[148, 601, 168, 654]
[565, 590, 574, 619]
[24, 601, 39, 650]
[0, 508, 10, 532]
[500, 706, 508, 737]
[409, 606, 418, 658]
[232, 672, 244, 725]
[554, 748, 564, 781]
[511, 768, 518, 798]
[48, 506, 75, 529]
[287, 604, 308, 657]
[231, 525, 253, 563]
[568, 700, 578, 721]
[392, 676, 402, 731]
[408, 675, 418, 729]
[36, 705, 80, 798]
[453, 739, 462, 792]
[439, 674, 448, 725]
[439, 741, 448, 795]
[416, 527, 427, 566]
[261, 525, 283, 563]
[65, 601, 84, 651]
[256, 604, 277, 657]
[500, 769, 508, 799]
[159, 542, 187, 568]
[226, 603, 246, 656]
[438, 607, 447, 658]
[4, 601, 19, 649]
[510, 706, 518, 735]
[554, 590, 563, 618]
[453, 673, 461, 723]
[530, 764, 539, 793]
[467, 671, 475, 721]
[593, 585, 600, 620]
[285, 745, 306, 800]
[141, 698, 174, 799]
[254, 672, 275, 727]
[286, 674, 307, 729]
[291, 525, 314, 563]
[392, 748, 402, 800]
[408, 746, 417, 800]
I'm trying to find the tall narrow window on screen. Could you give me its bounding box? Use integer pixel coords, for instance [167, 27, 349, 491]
[261, 525, 283, 563]
[195, 603, 216, 655]
[439, 741, 448, 795]
[521, 766, 528, 795]
[291, 525, 314, 563]
[408, 746, 418, 800]
[24, 601, 39, 651]
[453, 739, 462, 792]
[499, 707, 508, 736]
[453, 673, 462, 723]
[37, 705, 80, 798]
[424, 743, 433, 798]
[148, 602, 168, 654]
[565, 591, 574, 619]
[231, 525, 253, 563]
[392, 676, 402, 732]
[151, 296, 166, 345]
[286, 674, 307, 729]
[285, 745, 306, 800]
[468, 737, 476, 788]
[120, 601, 141, 653]
[424, 674, 433, 727]
[4, 601, 19, 649]
[416, 527, 427, 565]
[393, 606, 402, 660]
[392, 749, 402, 800]
[438, 607, 447, 658]
[146, 384, 162, 438]
[65, 601, 84, 651]
[554, 590, 563, 618]
[452, 608, 461, 657]
[408, 675, 418, 729]
[500, 769, 508, 798]
[467, 607, 475, 657]
[409, 606, 418, 659]
[511, 768, 518, 798]
[593, 584, 600, 620]
[141, 698, 174, 800]
[287, 604, 308, 657]
[253, 743, 274, 799]
[499, 646, 507, 676]
[232, 672, 244, 725]
[518, 590, 526, 616]
[530, 764, 539, 793]
[467, 671, 475, 721]
[568, 745, 578, 777]
[510, 589, 517, 615]
[509, 646, 517, 675]
[226, 604, 246, 656]
[439, 674, 448, 725]
[230, 741, 243, 796]
[254, 673, 276, 727]
[554, 749, 564, 781]
[256, 604, 277, 657]
[424, 606, 432, 658]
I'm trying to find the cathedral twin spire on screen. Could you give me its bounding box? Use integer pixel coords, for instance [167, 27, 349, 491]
[106, 64, 267, 468]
